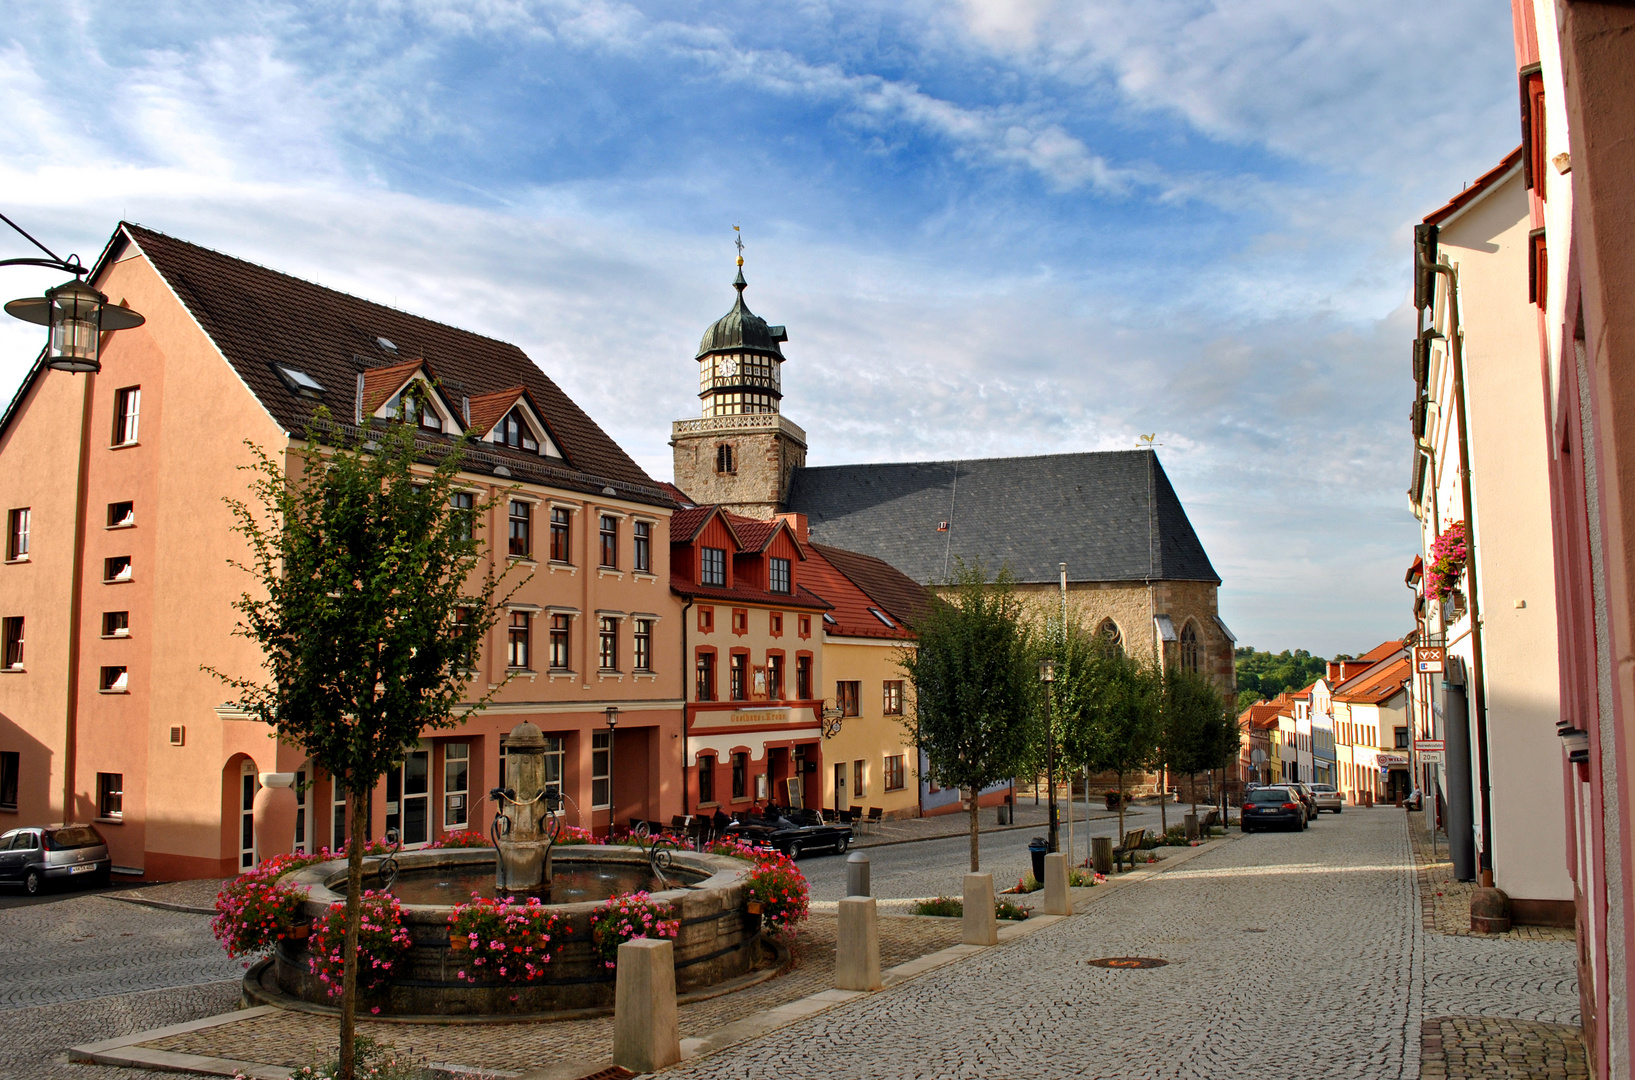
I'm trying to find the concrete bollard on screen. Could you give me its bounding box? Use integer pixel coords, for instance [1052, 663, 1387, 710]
[962, 872, 998, 946]
[1042, 852, 1071, 916]
[1184, 812, 1199, 841]
[846, 851, 871, 897]
[1091, 836, 1114, 876]
[612, 937, 680, 1074]
[836, 896, 883, 990]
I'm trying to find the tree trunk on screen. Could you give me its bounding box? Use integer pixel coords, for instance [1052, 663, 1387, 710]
[339, 787, 365, 1080]
[1159, 766, 1168, 835]
[1116, 768, 1126, 840]
[1190, 773, 1198, 815]
[968, 790, 980, 872]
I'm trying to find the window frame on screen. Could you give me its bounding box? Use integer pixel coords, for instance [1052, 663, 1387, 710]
[507, 611, 532, 670]
[112, 386, 140, 446]
[5, 507, 28, 561]
[592, 730, 612, 810]
[99, 665, 128, 693]
[550, 507, 572, 563]
[633, 520, 651, 572]
[450, 491, 475, 540]
[443, 743, 469, 828]
[837, 680, 860, 717]
[699, 546, 727, 587]
[884, 754, 906, 792]
[795, 655, 812, 701]
[633, 619, 653, 672]
[731, 752, 748, 801]
[769, 557, 791, 595]
[97, 772, 123, 819]
[0, 750, 18, 811]
[729, 652, 747, 701]
[853, 759, 866, 799]
[508, 500, 533, 559]
[598, 515, 618, 569]
[883, 680, 903, 716]
[548, 613, 572, 670]
[697, 753, 716, 805]
[767, 653, 784, 700]
[695, 650, 717, 701]
[598, 616, 619, 671]
[1, 616, 22, 670]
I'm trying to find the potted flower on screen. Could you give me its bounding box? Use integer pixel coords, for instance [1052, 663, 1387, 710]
[447, 894, 567, 984]
[306, 890, 413, 999]
[589, 891, 679, 969]
[211, 873, 309, 958]
[1427, 521, 1468, 603]
[743, 852, 809, 934]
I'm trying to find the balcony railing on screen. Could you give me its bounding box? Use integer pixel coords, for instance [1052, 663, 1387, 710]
[672, 414, 808, 443]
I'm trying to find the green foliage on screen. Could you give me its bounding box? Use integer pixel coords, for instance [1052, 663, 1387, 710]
[1159, 668, 1233, 779]
[911, 896, 964, 917]
[1234, 646, 1328, 704]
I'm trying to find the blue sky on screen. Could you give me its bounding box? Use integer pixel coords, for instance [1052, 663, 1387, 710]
[0, 0, 1522, 656]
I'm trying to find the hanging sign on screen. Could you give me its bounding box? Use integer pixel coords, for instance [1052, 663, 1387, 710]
[1414, 646, 1446, 673]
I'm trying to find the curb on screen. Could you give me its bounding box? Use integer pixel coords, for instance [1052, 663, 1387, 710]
[106, 893, 217, 916]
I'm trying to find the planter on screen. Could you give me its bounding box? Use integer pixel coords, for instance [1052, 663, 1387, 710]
[449, 933, 469, 951]
[291, 924, 310, 941]
[746, 899, 764, 915]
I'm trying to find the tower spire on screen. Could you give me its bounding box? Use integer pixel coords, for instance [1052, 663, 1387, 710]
[733, 224, 746, 294]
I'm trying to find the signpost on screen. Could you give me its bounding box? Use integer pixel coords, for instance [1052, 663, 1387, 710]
[1418, 750, 1445, 765]
[1414, 739, 1444, 753]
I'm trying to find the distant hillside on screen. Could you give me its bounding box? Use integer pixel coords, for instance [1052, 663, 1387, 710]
[1234, 646, 1340, 712]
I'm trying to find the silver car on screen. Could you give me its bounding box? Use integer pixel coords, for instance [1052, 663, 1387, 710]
[0, 824, 112, 895]
[1307, 783, 1345, 814]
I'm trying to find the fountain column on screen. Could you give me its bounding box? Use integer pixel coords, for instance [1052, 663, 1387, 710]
[495, 721, 557, 896]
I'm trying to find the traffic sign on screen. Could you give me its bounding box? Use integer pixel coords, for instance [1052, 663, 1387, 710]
[1419, 750, 1445, 765]
[1415, 739, 1444, 752]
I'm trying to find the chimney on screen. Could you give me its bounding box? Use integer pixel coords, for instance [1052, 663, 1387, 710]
[775, 512, 809, 545]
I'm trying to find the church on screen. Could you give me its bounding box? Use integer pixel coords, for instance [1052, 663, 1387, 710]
[670, 260, 1236, 706]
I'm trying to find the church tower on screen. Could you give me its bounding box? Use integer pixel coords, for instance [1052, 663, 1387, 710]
[670, 252, 807, 518]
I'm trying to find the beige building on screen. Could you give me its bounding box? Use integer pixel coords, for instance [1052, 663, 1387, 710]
[1409, 149, 1570, 922]
[0, 224, 685, 879]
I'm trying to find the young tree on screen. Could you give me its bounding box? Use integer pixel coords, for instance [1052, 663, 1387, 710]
[1033, 615, 1102, 863]
[1162, 668, 1231, 816]
[899, 564, 1035, 872]
[211, 416, 515, 1080]
[1066, 644, 1161, 841]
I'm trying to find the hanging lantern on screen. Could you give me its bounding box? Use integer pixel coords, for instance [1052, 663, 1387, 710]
[5, 277, 144, 373]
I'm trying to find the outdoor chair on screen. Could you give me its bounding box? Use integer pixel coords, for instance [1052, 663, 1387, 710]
[838, 810, 853, 826]
[821, 808, 837, 823]
[1111, 828, 1148, 873]
[866, 807, 883, 832]
[849, 805, 864, 829]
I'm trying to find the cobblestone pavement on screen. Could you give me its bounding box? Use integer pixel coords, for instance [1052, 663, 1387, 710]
[853, 795, 1184, 850]
[1419, 1017, 1589, 1079]
[662, 809, 1578, 1080]
[136, 914, 963, 1072]
[1408, 812, 1576, 942]
[1, 980, 242, 1080]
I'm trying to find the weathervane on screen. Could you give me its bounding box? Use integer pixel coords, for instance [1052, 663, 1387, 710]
[1138, 433, 1162, 449]
[733, 224, 744, 266]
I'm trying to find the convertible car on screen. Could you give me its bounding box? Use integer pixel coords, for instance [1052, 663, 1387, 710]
[723, 809, 853, 859]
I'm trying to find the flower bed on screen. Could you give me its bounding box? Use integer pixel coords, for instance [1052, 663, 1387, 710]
[909, 896, 1030, 921]
[589, 891, 679, 969]
[448, 895, 569, 984]
[307, 890, 414, 999]
[744, 852, 809, 933]
[429, 830, 492, 849]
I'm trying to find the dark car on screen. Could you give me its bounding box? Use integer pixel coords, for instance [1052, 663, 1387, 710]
[724, 808, 853, 859]
[1284, 782, 1319, 822]
[0, 824, 112, 894]
[1240, 787, 1307, 832]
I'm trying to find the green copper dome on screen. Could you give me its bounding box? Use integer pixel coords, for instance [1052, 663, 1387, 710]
[696, 268, 788, 360]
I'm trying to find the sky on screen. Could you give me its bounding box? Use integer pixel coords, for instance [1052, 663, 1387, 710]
[0, 0, 1522, 657]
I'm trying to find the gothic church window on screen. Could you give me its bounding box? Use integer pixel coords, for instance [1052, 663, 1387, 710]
[1180, 621, 1201, 674]
[1097, 618, 1123, 651]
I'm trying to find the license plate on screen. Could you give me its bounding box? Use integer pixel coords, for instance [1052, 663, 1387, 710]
[69, 863, 96, 874]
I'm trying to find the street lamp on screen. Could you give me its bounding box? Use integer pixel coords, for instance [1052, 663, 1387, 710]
[1039, 656, 1058, 853]
[604, 706, 619, 834]
[2, 213, 144, 373]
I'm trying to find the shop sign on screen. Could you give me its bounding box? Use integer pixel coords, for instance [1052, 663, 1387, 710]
[1377, 753, 1409, 766]
[1414, 646, 1446, 673]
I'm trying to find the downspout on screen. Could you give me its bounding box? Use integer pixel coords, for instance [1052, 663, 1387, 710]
[62, 372, 95, 821]
[681, 596, 694, 820]
[1419, 253, 1496, 877]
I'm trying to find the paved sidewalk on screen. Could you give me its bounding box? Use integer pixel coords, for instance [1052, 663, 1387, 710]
[1408, 810, 1574, 942]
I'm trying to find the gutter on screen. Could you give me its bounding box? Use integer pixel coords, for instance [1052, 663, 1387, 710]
[681, 596, 694, 821]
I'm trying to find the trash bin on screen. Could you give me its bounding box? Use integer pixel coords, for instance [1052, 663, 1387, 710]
[996, 803, 1010, 825]
[1028, 837, 1048, 883]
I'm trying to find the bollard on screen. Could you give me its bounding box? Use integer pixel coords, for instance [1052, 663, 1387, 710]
[1042, 852, 1071, 916]
[1091, 835, 1114, 876]
[1184, 812, 1199, 841]
[836, 896, 883, 990]
[846, 851, 871, 897]
[962, 872, 998, 946]
[612, 937, 680, 1074]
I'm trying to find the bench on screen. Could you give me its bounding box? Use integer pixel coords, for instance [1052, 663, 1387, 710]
[1111, 828, 1148, 873]
[1199, 809, 1220, 836]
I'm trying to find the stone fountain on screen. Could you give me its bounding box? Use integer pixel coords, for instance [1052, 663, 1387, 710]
[491, 720, 561, 897]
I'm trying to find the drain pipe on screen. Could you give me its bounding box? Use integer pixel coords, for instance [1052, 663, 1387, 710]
[681, 597, 695, 821]
[1418, 250, 1496, 881]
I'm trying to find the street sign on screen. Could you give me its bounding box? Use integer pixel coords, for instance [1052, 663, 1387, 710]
[1250, 748, 1267, 766]
[1414, 646, 1446, 673]
[1419, 750, 1445, 765]
[1414, 739, 1444, 752]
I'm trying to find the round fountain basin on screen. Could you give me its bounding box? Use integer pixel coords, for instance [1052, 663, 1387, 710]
[266, 844, 758, 1017]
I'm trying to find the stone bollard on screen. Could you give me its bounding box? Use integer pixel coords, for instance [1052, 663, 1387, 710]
[1042, 852, 1071, 916]
[962, 872, 998, 946]
[1184, 812, 1199, 841]
[612, 937, 680, 1074]
[836, 896, 883, 990]
[1091, 836, 1114, 876]
[1470, 886, 1512, 934]
[846, 851, 871, 897]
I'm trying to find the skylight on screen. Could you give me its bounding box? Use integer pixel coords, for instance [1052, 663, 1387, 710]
[868, 607, 895, 628]
[823, 613, 837, 625]
[274, 364, 325, 398]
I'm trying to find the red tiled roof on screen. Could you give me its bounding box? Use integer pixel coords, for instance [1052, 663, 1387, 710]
[466, 386, 526, 437]
[809, 542, 934, 628]
[1333, 657, 1411, 704]
[359, 359, 431, 416]
[1405, 557, 1423, 586]
[656, 481, 696, 508]
[1358, 640, 1404, 663]
[1424, 146, 1524, 225]
[801, 548, 915, 640]
[670, 506, 736, 546]
[671, 581, 832, 610]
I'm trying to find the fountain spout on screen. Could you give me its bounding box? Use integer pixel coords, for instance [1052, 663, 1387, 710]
[492, 721, 562, 897]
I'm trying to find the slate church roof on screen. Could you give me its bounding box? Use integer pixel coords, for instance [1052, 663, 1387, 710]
[783, 450, 1220, 586]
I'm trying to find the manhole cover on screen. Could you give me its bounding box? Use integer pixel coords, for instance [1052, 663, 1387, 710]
[1087, 957, 1169, 969]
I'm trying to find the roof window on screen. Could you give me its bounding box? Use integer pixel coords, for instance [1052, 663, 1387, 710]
[274, 365, 325, 398]
[868, 607, 895, 628]
[822, 613, 837, 626]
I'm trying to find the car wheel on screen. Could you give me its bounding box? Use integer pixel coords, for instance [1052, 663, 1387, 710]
[1335, 807, 1343, 814]
[24, 869, 42, 896]
[835, 835, 849, 854]
[788, 842, 802, 860]
[1242, 824, 1253, 834]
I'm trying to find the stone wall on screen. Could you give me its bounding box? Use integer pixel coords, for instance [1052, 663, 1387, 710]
[671, 427, 805, 518]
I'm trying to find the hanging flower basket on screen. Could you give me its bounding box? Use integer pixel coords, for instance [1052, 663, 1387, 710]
[1427, 521, 1468, 602]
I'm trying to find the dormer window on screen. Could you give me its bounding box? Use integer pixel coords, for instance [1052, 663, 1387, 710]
[500, 408, 538, 453]
[418, 394, 442, 433]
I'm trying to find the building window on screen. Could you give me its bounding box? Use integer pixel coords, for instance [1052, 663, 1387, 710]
[698, 753, 716, 804]
[100, 665, 128, 692]
[5, 508, 27, 561]
[633, 619, 653, 671]
[2, 617, 22, 670]
[451, 491, 474, 540]
[98, 772, 123, 819]
[696, 651, 716, 701]
[500, 408, 538, 452]
[633, 521, 651, 572]
[508, 612, 532, 669]
[768, 654, 784, 700]
[884, 754, 906, 792]
[0, 751, 18, 810]
[796, 655, 812, 700]
[1098, 618, 1122, 651]
[730, 653, 747, 701]
[837, 680, 860, 717]
[444, 744, 469, 828]
[592, 731, 611, 810]
[700, 547, 726, 587]
[769, 557, 791, 594]
[417, 391, 442, 432]
[698, 606, 714, 633]
[883, 680, 903, 716]
[546, 507, 569, 562]
[798, 615, 811, 638]
[715, 443, 736, 474]
[549, 614, 571, 669]
[104, 555, 132, 582]
[731, 752, 747, 801]
[509, 501, 532, 559]
[113, 386, 140, 445]
[1180, 622, 1201, 674]
[600, 515, 618, 568]
[732, 609, 747, 634]
[853, 760, 866, 798]
[107, 501, 134, 527]
[599, 616, 619, 670]
[332, 778, 348, 851]
[1394, 727, 1409, 750]
[770, 612, 783, 636]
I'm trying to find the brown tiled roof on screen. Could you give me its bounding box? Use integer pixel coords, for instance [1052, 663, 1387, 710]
[800, 548, 912, 640]
[1333, 657, 1411, 705]
[809, 542, 934, 628]
[1424, 146, 1524, 225]
[106, 224, 669, 506]
[655, 481, 696, 508]
[671, 506, 735, 546]
[1358, 640, 1404, 663]
[465, 386, 527, 437]
[359, 359, 431, 416]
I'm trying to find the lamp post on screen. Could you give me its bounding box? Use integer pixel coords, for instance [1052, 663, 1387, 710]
[1039, 656, 1058, 853]
[604, 706, 619, 834]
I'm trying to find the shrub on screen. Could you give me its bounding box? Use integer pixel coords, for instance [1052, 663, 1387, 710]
[994, 898, 1031, 921]
[911, 896, 963, 917]
[1013, 874, 1042, 894]
[307, 890, 414, 999]
[448, 895, 568, 984]
[589, 891, 679, 969]
[212, 875, 307, 958]
[1070, 867, 1103, 887]
[744, 853, 809, 932]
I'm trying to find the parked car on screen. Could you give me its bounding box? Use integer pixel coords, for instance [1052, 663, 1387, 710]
[0, 824, 112, 895]
[1284, 782, 1319, 822]
[1307, 783, 1345, 814]
[724, 809, 853, 859]
[1240, 787, 1307, 832]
